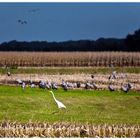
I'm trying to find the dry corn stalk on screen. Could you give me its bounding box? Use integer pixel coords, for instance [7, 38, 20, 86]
[0, 122, 139, 138]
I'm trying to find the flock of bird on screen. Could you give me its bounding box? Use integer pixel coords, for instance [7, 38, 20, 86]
[6, 70, 133, 109]
[6, 70, 132, 93]
[108, 71, 132, 93]
[18, 20, 27, 25]
[17, 8, 40, 25]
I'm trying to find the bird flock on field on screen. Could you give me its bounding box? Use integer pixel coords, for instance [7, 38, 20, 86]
[107, 71, 132, 93]
[5, 70, 133, 109]
[6, 70, 132, 93]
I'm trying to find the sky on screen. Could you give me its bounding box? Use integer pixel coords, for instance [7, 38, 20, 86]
[0, 3, 140, 43]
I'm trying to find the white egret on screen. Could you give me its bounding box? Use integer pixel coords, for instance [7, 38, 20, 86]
[49, 91, 66, 109]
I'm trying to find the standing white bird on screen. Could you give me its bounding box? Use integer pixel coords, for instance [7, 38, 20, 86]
[49, 91, 66, 109]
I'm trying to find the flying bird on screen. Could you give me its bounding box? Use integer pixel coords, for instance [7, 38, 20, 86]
[28, 8, 40, 13]
[18, 19, 27, 24]
[50, 91, 66, 109]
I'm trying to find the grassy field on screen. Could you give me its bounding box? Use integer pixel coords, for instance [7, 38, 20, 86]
[0, 67, 140, 74]
[0, 85, 139, 124]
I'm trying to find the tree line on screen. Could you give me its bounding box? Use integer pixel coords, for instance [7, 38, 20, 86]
[0, 28, 140, 52]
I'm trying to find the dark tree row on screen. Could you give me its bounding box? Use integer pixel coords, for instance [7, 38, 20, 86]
[125, 29, 140, 51]
[0, 28, 140, 52]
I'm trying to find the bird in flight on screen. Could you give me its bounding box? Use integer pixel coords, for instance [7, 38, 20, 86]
[18, 19, 27, 25]
[28, 8, 40, 13]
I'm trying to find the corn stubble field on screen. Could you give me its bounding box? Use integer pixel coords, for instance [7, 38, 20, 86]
[0, 122, 140, 138]
[0, 51, 140, 137]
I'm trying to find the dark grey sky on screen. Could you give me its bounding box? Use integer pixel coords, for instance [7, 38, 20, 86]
[0, 3, 140, 43]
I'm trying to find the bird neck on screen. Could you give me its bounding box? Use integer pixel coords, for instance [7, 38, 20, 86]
[51, 92, 57, 101]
